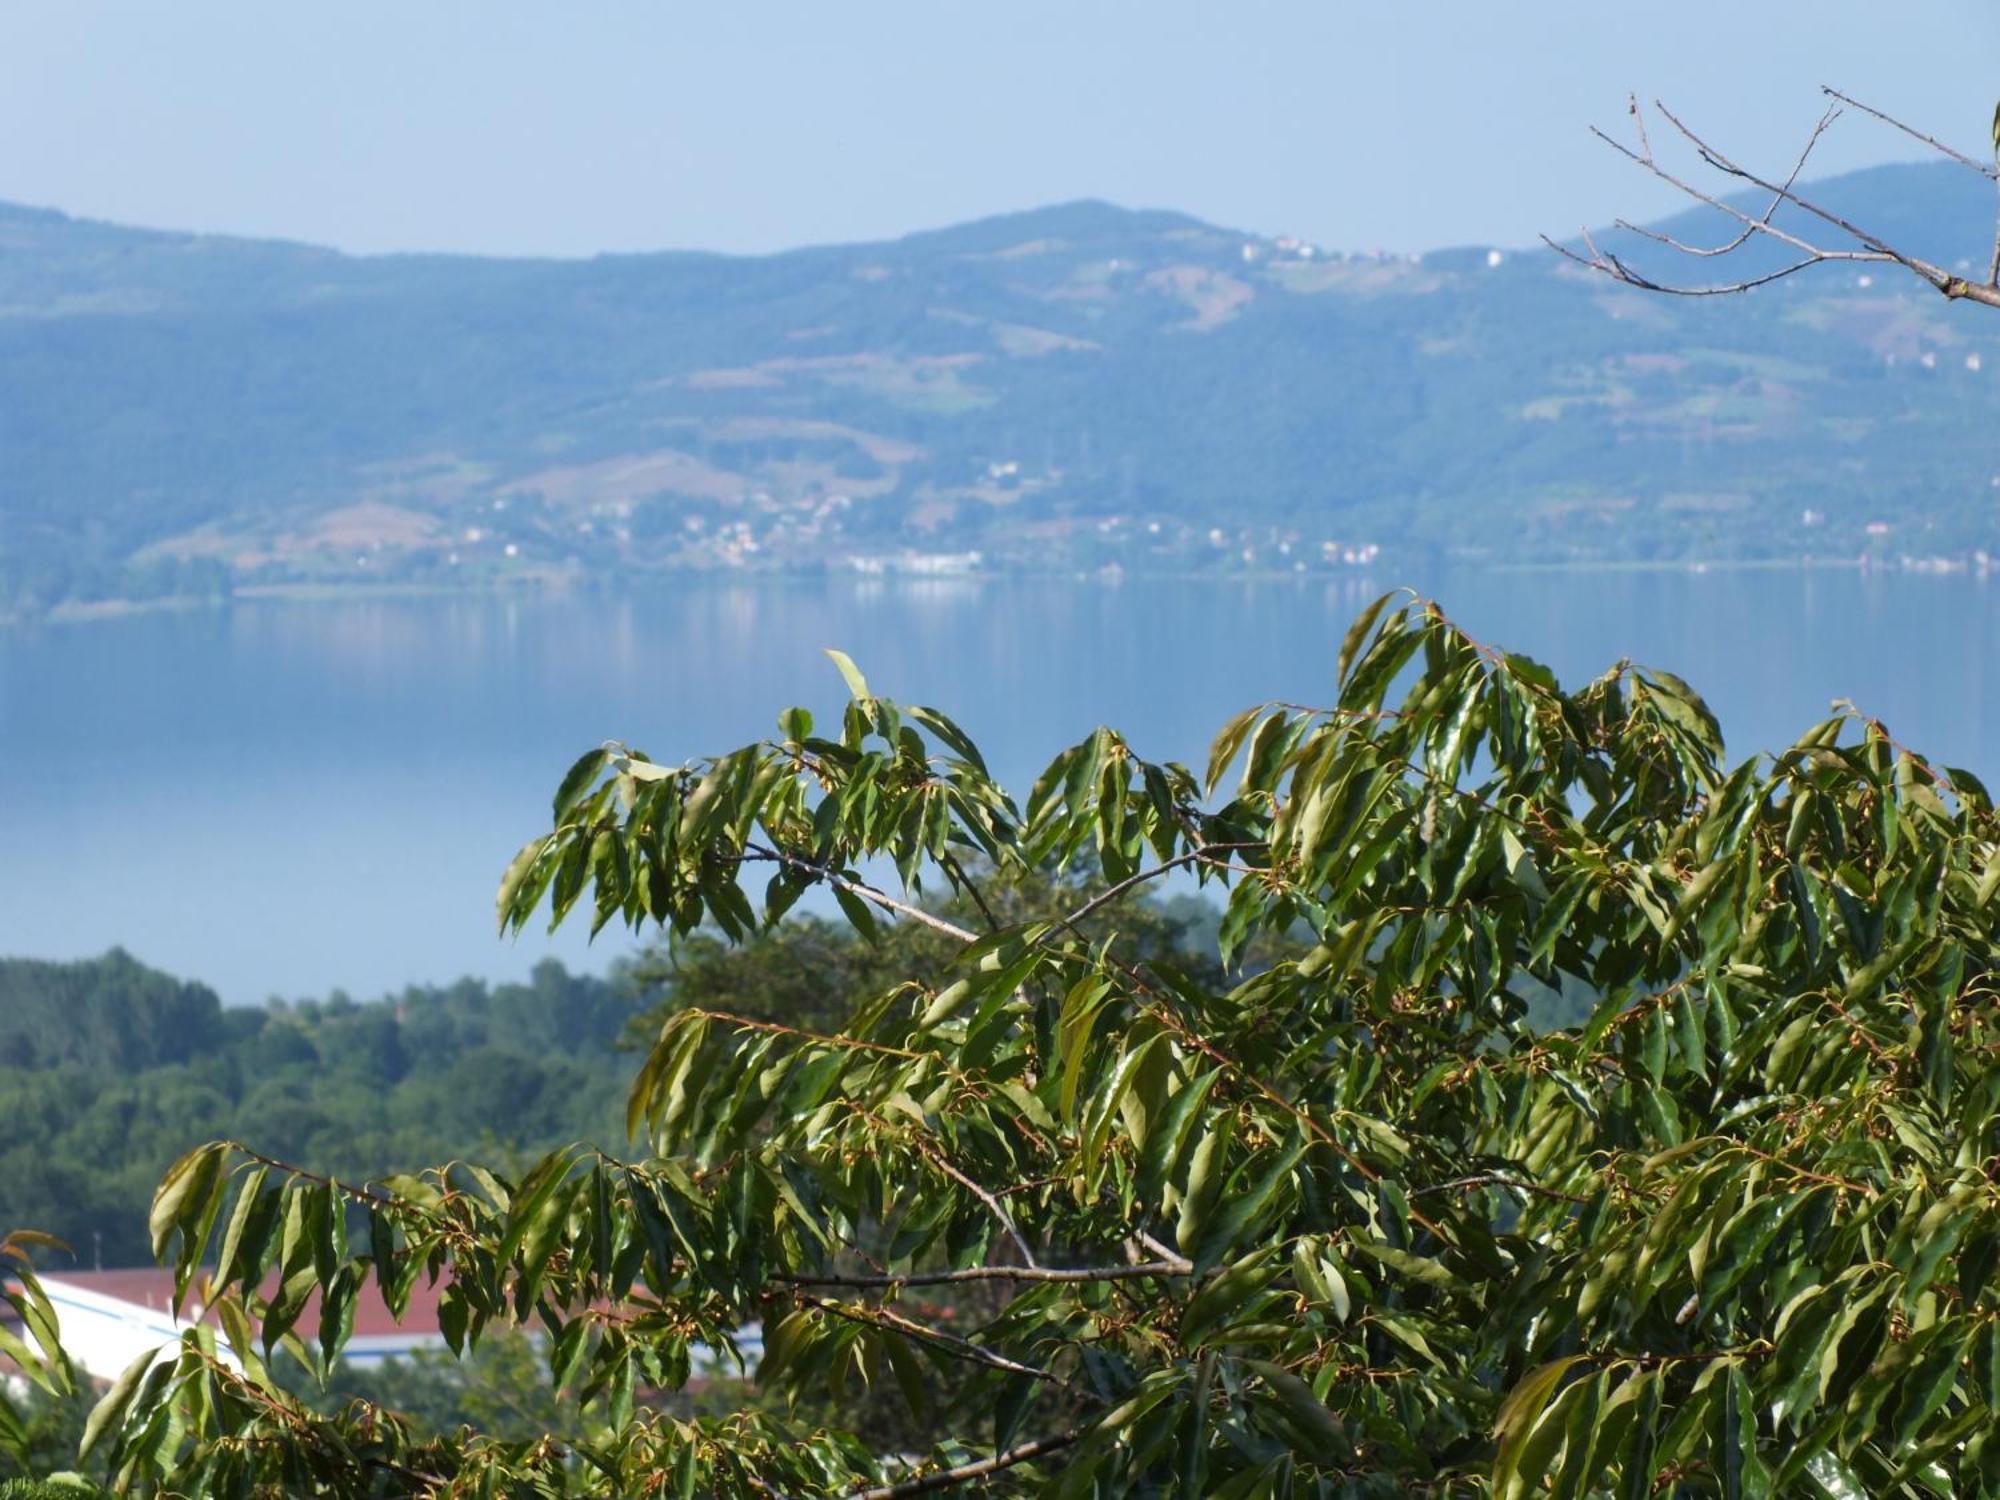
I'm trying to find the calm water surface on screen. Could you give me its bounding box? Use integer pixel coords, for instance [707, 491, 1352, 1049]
[2, 570, 1994, 1003]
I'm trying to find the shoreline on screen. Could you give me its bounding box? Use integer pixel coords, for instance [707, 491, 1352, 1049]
[4, 551, 1983, 627]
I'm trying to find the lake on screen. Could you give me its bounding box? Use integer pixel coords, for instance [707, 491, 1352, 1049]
[3, 567, 1995, 1004]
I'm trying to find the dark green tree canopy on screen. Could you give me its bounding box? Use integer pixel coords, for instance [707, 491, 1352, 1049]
[24, 595, 2000, 1496]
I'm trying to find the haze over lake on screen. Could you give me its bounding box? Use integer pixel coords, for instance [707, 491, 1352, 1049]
[5, 568, 1995, 1004]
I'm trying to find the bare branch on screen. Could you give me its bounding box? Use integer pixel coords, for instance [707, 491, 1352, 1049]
[1820, 87, 1997, 181]
[1559, 90, 2000, 311]
[928, 1152, 1039, 1267]
[1988, 175, 2000, 288]
[1132, 1227, 1192, 1269]
[1653, 102, 1909, 263]
[1612, 101, 1838, 259]
[1626, 92, 1653, 165]
[1542, 235, 1837, 297]
[1585, 112, 1867, 264]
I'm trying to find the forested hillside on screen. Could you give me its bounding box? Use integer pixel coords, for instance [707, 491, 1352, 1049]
[0, 952, 635, 1266]
[6, 161, 2000, 615]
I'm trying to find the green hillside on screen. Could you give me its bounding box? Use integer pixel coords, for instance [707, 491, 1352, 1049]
[5, 161, 1999, 613]
[0, 951, 636, 1267]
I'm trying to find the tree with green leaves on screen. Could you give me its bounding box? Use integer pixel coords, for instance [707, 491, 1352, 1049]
[26, 593, 2000, 1495]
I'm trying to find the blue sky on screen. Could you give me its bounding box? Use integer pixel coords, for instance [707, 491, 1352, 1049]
[3, 1, 1995, 257]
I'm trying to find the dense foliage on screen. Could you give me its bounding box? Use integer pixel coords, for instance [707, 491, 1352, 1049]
[24, 593, 2000, 1495]
[0, 954, 636, 1268]
[6, 161, 2000, 617]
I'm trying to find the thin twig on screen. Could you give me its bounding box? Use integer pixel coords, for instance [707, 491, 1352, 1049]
[797, 1294, 1089, 1396]
[1619, 97, 1834, 258]
[856, 1104, 1040, 1268]
[839, 1430, 1082, 1500]
[1655, 102, 1906, 262]
[938, 851, 1002, 933]
[689, 1008, 924, 1061]
[1591, 110, 1852, 262]
[1132, 1228, 1192, 1268]
[1410, 1173, 1592, 1205]
[1657, 99, 2000, 306]
[1055, 842, 1268, 932]
[1820, 87, 1997, 180]
[773, 1261, 1192, 1287]
[745, 843, 979, 943]
[226, 1143, 409, 1216]
[1988, 173, 2000, 288]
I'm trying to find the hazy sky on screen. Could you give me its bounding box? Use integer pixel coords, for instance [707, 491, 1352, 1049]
[3, 2, 1996, 258]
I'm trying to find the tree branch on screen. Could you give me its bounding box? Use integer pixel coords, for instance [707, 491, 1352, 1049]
[1987, 174, 2000, 288]
[1613, 98, 1837, 260]
[1409, 1172, 1591, 1205]
[1053, 842, 1268, 933]
[795, 1293, 1089, 1396]
[1131, 1228, 1192, 1269]
[1819, 87, 1996, 180]
[839, 1430, 1082, 1500]
[744, 843, 981, 943]
[773, 1260, 1192, 1288]
[938, 851, 1001, 933]
[1557, 89, 2000, 310]
[686, 1008, 924, 1061]
[856, 1104, 1040, 1268]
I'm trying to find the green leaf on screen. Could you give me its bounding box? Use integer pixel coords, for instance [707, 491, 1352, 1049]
[908, 704, 988, 773]
[1057, 975, 1113, 1122]
[1350, 1240, 1457, 1291]
[1175, 1112, 1235, 1259]
[824, 648, 871, 701]
[1338, 591, 1395, 687]
[1243, 1358, 1349, 1463]
[1803, 1451, 1869, 1500]
[148, 1141, 227, 1266]
[1136, 1070, 1219, 1211]
[495, 837, 547, 932]
[79, 1348, 157, 1460]
[1493, 1357, 1587, 1499]
[1204, 706, 1262, 796]
[832, 883, 881, 944]
[553, 746, 610, 822]
[211, 1165, 269, 1292]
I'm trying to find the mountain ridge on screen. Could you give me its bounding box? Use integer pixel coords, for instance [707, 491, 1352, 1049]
[4, 159, 1998, 616]
[7, 158, 1982, 270]
[0, 193, 1234, 276]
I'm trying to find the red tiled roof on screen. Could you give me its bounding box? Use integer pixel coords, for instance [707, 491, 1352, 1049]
[24, 1266, 449, 1340]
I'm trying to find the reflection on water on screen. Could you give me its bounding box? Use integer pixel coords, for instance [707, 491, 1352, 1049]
[1, 569, 1993, 1002]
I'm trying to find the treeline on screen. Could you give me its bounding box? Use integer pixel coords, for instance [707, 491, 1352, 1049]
[0, 950, 638, 1268]
[0, 554, 231, 621]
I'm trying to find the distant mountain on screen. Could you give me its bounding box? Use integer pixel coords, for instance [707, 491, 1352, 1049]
[4, 161, 1999, 613]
